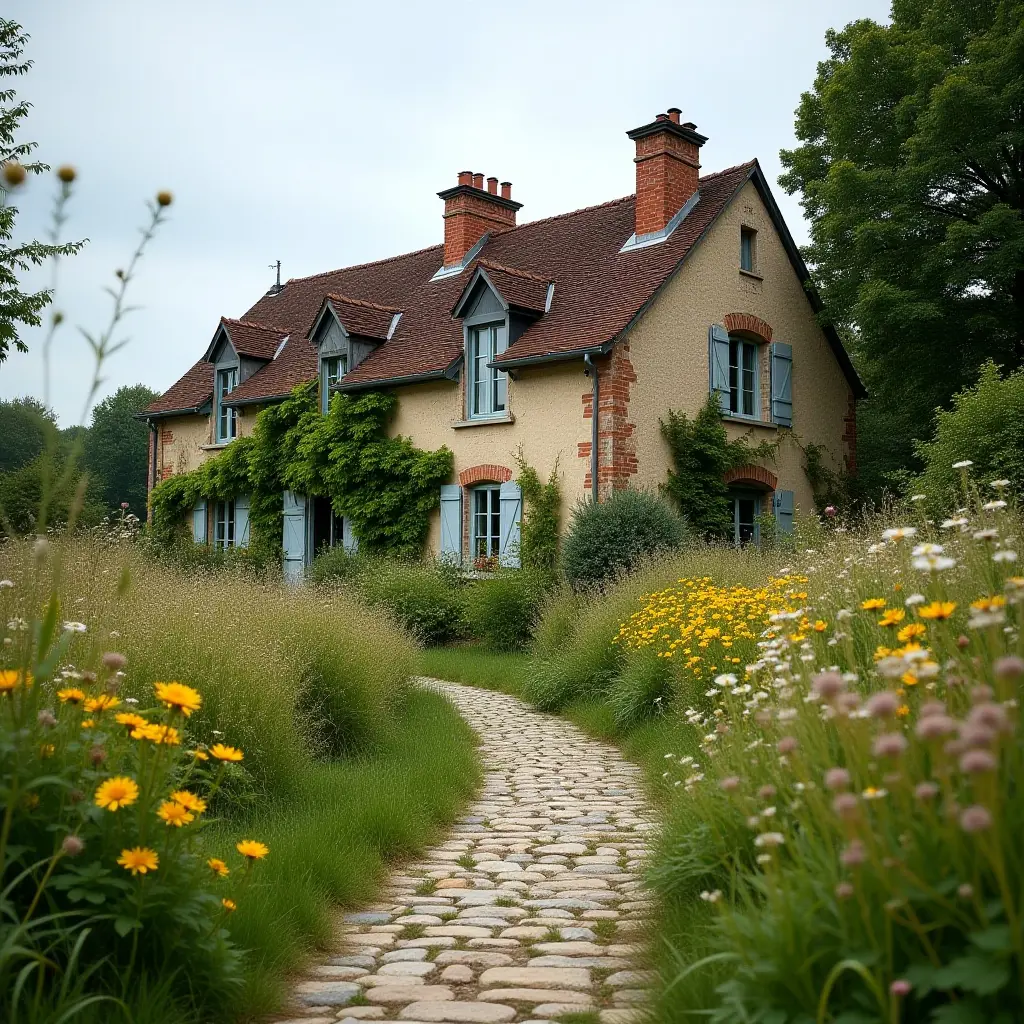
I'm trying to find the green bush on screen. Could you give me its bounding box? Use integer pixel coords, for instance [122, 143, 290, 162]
[561, 489, 686, 590]
[306, 544, 366, 585]
[465, 570, 551, 651]
[356, 559, 466, 646]
[607, 646, 674, 730]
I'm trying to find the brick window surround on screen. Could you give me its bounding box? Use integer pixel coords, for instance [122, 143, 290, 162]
[458, 464, 513, 487]
[723, 312, 773, 343]
[724, 464, 777, 491]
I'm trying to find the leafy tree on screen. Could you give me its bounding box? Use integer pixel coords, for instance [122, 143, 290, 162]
[83, 383, 159, 517]
[0, 395, 55, 471]
[0, 18, 85, 361]
[779, 0, 1024, 497]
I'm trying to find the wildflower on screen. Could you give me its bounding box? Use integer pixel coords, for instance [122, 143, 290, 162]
[911, 543, 944, 557]
[37, 709, 57, 728]
[758, 784, 777, 800]
[993, 550, 1018, 563]
[58, 688, 86, 704]
[835, 882, 855, 900]
[994, 656, 1024, 680]
[154, 681, 202, 717]
[904, 593, 926, 606]
[952, 460, 973, 469]
[236, 839, 269, 860]
[0, 669, 30, 693]
[156, 190, 174, 207]
[812, 671, 845, 700]
[718, 776, 740, 792]
[990, 479, 1010, 489]
[824, 767, 850, 791]
[918, 601, 956, 620]
[913, 554, 956, 571]
[118, 847, 159, 875]
[221, 898, 237, 912]
[80, 719, 95, 729]
[914, 781, 939, 801]
[959, 749, 997, 773]
[132, 723, 181, 746]
[191, 749, 210, 761]
[84, 694, 121, 713]
[840, 840, 867, 867]
[916, 715, 955, 740]
[866, 692, 900, 718]
[957, 883, 974, 900]
[699, 889, 722, 903]
[777, 736, 798, 754]
[878, 608, 906, 627]
[157, 800, 194, 827]
[873, 732, 908, 758]
[754, 832, 785, 848]
[210, 743, 243, 762]
[171, 790, 207, 814]
[983, 500, 1008, 511]
[910, 494, 926, 503]
[959, 805, 992, 833]
[62, 835, 85, 856]
[207, 857, 230, 877]
[115, 712, 147, 730]
[101, 652, 127, 671]
[883, 527, 917, 541]
[862, 787, 888, 801]
[974, 528, 999, 541]
[896, 623, 926, 643]
[94, 776, 139, 811]
[0, 579, 12, 588]
[860, 597, 887, 610]
[62, 621, 87, 633]
[890, 980, 912, 998]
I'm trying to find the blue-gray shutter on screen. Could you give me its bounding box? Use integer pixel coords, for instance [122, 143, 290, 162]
[770, 342, 793, 426]
[192, 500, 207, 544]
[342, 516, 359, 554]
[234, 494, 250, 548]
[282, 491, 306, 581]
[498, 481, 522, 568]
[774, 489, 795, 534]
[439, 485, 463, 564]
[709, 324, 731, 412]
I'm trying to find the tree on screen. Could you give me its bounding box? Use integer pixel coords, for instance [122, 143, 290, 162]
[779, 0, 1024, 498]
[0, 18, 85, 362]
[0, 395, 56, 472]
[83, 384, 159, 517]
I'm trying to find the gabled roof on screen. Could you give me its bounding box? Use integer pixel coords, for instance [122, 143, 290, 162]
[202, 317, 289, 362]
[149, 159, 864, 414]
[144, 360, 213, 418]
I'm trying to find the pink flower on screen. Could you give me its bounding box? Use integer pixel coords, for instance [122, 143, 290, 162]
[919, 700, 947, 718]
[777, 736, 798, 755]
[959, 722, 996, 749]
[824, 505, 837, 517]
[959, 804, 993, 833]
[994, 656, 1024, 680]
[959, 749, 997, 773]
[835, 881, 854, 900]
[120, 502, 130, 509]
[812, 671, 845, 700]
[837, 692, 861, 714]
[840, 840, 867, 867]
[873, 732, 908, 758]
[970, 685, 994, 704]
[889, 979, 912, 998]
[914, 781, 940, 801]
[824, 767, 851, 791]
[968, 702, 1008, 732]
[916, 715, 955, 740]
[719, 776, 741, 792]
[757, 784, 776, 800]
[832, 793, 859, 819]
[866, 691, 900, 718]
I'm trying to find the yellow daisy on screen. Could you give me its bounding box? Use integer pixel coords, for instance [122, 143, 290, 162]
[210, 743, 244, 763]
[207, 857, 230, 878]
[157, 800, 194, 827]
[118, 846, 158, 875]
[95, 776, 140, 811]
[170, 790, 207, 814]
[236, 839, 268, 860]
[58, 687, 87, 704]
[154, 681, 202, 717]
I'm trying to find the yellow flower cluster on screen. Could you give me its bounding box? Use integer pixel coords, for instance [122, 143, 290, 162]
[615, 575, 807, 678]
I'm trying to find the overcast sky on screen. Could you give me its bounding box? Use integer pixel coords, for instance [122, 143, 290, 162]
[2, 0, 890, 426]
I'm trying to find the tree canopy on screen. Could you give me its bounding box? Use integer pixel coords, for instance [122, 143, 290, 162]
[779, 0, 1024, 498]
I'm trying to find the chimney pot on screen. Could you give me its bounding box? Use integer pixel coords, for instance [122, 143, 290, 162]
[486, 176, 498, 194]
[682, 121, 697, 130]
[472, 172, 484, 190]
[656, 113, 669, 122]
[500, 181, 512, 199]
[667, 107, 681, 124]
[439, 173, 522, 267]
[458, 170, 473, 186]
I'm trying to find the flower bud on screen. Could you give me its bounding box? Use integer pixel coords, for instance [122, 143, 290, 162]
[2, 161, 26, 187]
[957, 883, 973, 900]
[156, 190, 173, 207]
[890, 980, 912, 998]
[101, 651, 127, 671]
[37, 709, 57, 728]
[57, 165, 77, 183]
[61, 835, 85, 856]
[89, 745, 107, 766]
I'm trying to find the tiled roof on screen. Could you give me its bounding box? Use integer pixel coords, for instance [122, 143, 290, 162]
[150, 159, 863, 411]
[145, 360, 213, 416]
[221, 318, 289, 360]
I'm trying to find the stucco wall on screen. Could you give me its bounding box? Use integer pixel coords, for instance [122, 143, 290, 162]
[626, 178, 853, 518]
[154, 405, 260, 483]
[390, 362, 591, 551]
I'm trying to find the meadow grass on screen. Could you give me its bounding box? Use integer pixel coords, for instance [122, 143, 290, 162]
[419, 644, 531, 695]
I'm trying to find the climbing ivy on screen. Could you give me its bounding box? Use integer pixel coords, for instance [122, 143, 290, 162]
[660, 395, 778, 540]
[149, 387, 453, 561]
[514, 448, 561, 572]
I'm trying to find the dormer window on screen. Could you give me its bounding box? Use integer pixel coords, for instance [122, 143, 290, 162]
[321, 353, 348, 414]
[468, 322, 507, 418]
[216, 366, 238, 442]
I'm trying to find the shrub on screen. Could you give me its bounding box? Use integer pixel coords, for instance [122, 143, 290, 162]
[465, 569, 552, 651]
[515, 451, 561, 571]
[607, 647, 674, 730]
[561, 488, 687, 590]
[306, 544, 366, 585]
[356, 559, 466, 646]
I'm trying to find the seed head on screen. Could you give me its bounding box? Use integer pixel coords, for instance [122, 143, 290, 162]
[57, 165, 77, 183]
[37, 709, 57, 728]
[156, 190, 173, 207]
[101, 651, 127, 671]
[2, 161, 26, 187]
[61, 834, 85, 856]
[89, 745, 107, 766]
[959, 804, 993, 833]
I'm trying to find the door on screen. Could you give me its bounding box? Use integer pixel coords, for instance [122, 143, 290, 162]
[282, 491, 307, 583]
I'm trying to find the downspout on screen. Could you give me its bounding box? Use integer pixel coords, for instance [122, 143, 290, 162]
[148, 420, 158, 511]
[584, 354, 599, 502]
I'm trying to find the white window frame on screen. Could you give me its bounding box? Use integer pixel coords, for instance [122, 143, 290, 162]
[470, 485, 502, 561]
[216, 367, 238, 442]
[729, 337, 759, 419]
[320, 354, 348, 414]
[214, 499, 235, 550]
[467, 321, 508, 419]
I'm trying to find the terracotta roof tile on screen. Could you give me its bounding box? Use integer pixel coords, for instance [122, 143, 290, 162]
[221, 318, 289, 360]
[473, 261, 551, 314]
[145, 360, 212, 416]
[325, 295, 400, 341]
[223, 337, 317, 406]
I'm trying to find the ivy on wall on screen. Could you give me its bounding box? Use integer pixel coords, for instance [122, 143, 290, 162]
[149, 388, 453, 561]
[514, 448, 561, 572]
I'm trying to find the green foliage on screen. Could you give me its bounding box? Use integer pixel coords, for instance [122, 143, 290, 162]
[779, 0, 1024, 496]
[83, 384, 159, 518]
[306, 544, 366, 585]
[0, 396, 55, 471]
[149, 388, 452, 562]
[915, 360, 1024, 503]
[561, 488, 687, 591]
[465, 570, 552, 651]
[661, 395, 778, 539]
[0, 19, 86, 362]
[356, 559, 467, 646]
[607, 646, 674, 731]
[515, 450, 561, 571]
[803, 441, 848, 514]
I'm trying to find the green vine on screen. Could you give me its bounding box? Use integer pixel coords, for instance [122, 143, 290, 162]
[802, 442, 849, 514]
[514, 448, 561, 571]
[149, 388, 453, 561]
[660, 395, 779, 540]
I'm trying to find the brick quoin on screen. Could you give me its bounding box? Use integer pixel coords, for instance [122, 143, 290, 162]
[724, 464, 778, 491]
[843, 394, 858, 475]
[580, 342, 638, 497]
[723, 312, 773, 343]
[458, 464, 513, 487]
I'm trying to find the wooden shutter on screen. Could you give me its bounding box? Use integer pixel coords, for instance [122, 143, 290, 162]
[774, 489, 794, 534]
[342, 516, 359, 554]
[498, 481, 522, 568]
[282, 491, 306, 581]
[192, 500, 207, 544]
[439, 485, 463, 564]
[709, 324, 731, 412]
[234, 494, 250, 548]
[770, 342, 793, 426]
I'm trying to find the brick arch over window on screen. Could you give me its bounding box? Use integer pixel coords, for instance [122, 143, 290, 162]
[724, 312, 773, 343]
[724, 464, 778, 491]
[458, 463, 513, 487]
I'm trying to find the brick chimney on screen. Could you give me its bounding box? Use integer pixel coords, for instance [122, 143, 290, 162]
[626, 110, 707, 238]
[438, 172, 523, 268]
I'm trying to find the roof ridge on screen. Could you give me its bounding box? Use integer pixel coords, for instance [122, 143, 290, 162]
[327, 293, 403, 313]
[476, 259, 551, 283]
[285, 241, 444, 285]
[222, 316, 289, 335]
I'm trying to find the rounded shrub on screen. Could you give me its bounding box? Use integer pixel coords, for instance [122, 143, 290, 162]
[561, 488, 687, 590]
[356, 560, 466, 646]
[465, 569, 552, 651]
[307, 544, 366, 585]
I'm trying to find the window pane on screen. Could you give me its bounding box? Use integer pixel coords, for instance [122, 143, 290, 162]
[728, 339, 739, 414]
[489, 489, 501, 556]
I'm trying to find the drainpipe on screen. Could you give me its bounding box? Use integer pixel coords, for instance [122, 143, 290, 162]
[584, 354, 599, 502]
[148, 420, 158, 499]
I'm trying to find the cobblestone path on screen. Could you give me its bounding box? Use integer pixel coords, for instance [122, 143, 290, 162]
[274, 679, 658, 1024]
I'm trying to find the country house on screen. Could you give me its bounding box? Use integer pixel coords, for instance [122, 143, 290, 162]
[144, 108, 863, 577]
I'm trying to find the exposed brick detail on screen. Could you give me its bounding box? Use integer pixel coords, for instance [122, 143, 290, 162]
[724, 312, 773, 342]
[441, 181, 519, 267]
[843, 394, 858, 475]
[580, 343, 639, 497]
[459, 464, 513, 487]
[633, 127, 701, 238]
[724, 464, 778, 491]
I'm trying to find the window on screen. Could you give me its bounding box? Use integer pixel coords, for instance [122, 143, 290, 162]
[740, 227, 756, 273]
[471, 486, 502, 561]
[468, 323, 508, 418]
[214, 500, 235, 549]
[217, 367, 238, 442]
[731, 491, 761, 546]
[729, 338, 758, 418]
[321, 354, 347, 414]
